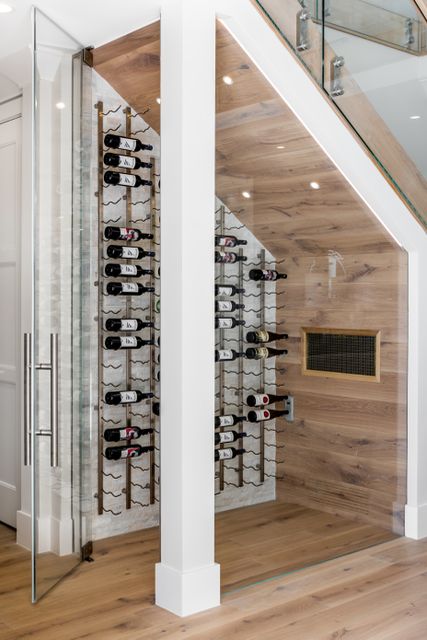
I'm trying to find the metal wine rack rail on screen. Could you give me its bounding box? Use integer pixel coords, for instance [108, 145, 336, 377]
[215, 204, 289, 494]
[95, 101, 160, 517]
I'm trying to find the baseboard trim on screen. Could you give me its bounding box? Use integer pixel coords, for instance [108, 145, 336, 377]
[405, 503, 427, 539]
[155, 562, 220, 616]
[16, 510, 31, 550]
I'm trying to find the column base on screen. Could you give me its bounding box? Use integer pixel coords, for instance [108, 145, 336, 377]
[155, 562, 220, 617]
[405, 503, 427, 539]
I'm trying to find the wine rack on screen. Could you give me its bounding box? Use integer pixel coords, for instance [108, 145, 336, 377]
[215, 204, 291, 497]
[95, 101, 160, 517]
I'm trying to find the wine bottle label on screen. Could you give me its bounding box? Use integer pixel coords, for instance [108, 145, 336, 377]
[120, 264, 138, 276]
[253, 409, 271, 421]
[252, 394, 270, 406]
[219, 432, 235, 444]
[119, 227, 138, 240]
[217, 318, 233, 329]
[121, 247, 139, 259]
[262, 270, 277, 281]
[120, 337, 138, 348]
[121, 446, 139, 459]
[121, 283, 139, 293]
[118, 155, 137, 169]
[217, 301, 233, 312]
[218, 350, 233, 361]
[120, 391, 138, 403]
[118, 174, 137, 187]
[217, 286, 232, 296]
[119, 136, 137, 151]
[257, 347, 269, 359]
[218, 415, 234, 427]
[217, 449, 233, 460]
[121, 319, 138, 331]
[217, 236, 235, 247]
[217, 251, 236, 263]
[257, 330, 270, 342]
[119, 427, 138, 439]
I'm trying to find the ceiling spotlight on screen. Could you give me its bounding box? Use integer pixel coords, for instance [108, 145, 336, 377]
[410, 115, 421, 120]
[156, 97, 161, 104]
[310, 181, 320, 190]
[55, 102, 65, 110]
[241, 191, 251, 199]
[223, 75, 233, 85]
[276, 145, 285, 149]
[0, 3, 13, 13]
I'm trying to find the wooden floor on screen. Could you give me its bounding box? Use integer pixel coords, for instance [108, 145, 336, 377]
[1, 504, 427, 639]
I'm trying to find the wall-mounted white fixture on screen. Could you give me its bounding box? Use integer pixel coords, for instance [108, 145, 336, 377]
[222, 75, 233, 85]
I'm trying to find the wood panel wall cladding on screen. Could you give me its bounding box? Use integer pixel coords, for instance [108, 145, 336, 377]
[93, 21, 408, 535]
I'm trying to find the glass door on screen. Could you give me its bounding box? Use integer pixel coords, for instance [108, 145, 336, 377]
[29, 8, 91, 602]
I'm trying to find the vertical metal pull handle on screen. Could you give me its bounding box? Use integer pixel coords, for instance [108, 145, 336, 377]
[24, 333, 32, 466]
[50, 333, 59, 468]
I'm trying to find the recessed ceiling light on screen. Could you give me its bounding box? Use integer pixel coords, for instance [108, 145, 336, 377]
[276, 145, 285, 149]
[223, 75, 233, 85]
[55, 102, 65, 110]
[310, 181, 320, 190]
[410, 115, 421, 120]
[241, 191, 251, 199]
[156, 97, 161, 104]
[0, 3, 13, 13]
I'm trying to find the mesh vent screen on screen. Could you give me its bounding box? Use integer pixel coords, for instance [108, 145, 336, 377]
[306, 332, 376, 377]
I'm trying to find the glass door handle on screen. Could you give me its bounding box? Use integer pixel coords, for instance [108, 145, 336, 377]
[24, 333, 32, 466]
[49, 334, 59, 468]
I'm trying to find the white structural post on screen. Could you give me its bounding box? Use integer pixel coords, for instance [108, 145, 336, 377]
[156, 0, 220, 617]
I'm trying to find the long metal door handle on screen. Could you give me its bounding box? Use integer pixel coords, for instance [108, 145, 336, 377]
[50, 333, 59, 468]
[24, 333, 32, 466]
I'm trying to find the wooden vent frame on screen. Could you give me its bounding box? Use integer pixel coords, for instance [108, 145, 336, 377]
[301, 328, 381, 383]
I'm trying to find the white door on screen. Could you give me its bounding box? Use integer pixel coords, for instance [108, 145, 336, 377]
[0, 106, 21, 528]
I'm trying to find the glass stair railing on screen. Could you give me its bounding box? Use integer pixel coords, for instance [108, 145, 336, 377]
[254, 0, 427, 229]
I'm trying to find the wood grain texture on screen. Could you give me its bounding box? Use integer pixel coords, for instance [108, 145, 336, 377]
[3, 519, 427, 640]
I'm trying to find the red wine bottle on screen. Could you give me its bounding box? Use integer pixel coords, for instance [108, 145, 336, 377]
[107, 245, 155, 259]
[215, 284, 245, 296]
[215, 431, 247, 445]
[215, 317, 245, 330]
[245, 346, 288, 360]
[215, 349, 245, 362]
[104, 226, 153, 241]
[215, 447, 245, 462]
[215, 414, 247, 428]
[215, 235, 247, 247]
[247, 408, 289, 423]
[104, 152, 152, 170]
[104, 426, 153, 442]
[246, 329, 288, 344]
[105, 390, 154, 405]
[105, 444, 154, 460]
[249, 269, 287, 281]
[104, 170, 152, 188]
[106, 282, 155, 296]
[104, 133, 153, 152]
[105, 263, 153, 278]
[215, 251, 247, 264]
[246, 392, 289, 407]
[104, 336, 154, 350]
[105, 318, 153, 331]
[215, 300, 244, 313]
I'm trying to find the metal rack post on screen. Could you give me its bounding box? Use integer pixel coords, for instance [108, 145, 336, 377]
[96, 101, 104, 515]
[259, 248, 266, 484]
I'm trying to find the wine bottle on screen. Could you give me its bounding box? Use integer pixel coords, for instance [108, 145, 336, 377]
[215, 251, 247, 264]
[105, 263, 153, 278]
[215, 414, 246, 428]
[104, 152, 153, 170]
[104, 133, 153, 153]
[215, 235, 247, 247]
[104, 170, 152, 188]
[249, 269, 287, 281]
[107, 245, 155, 260]
[215, 447, 245, 462]
[246, 392, 289, 407]
[215, 284, 245, 297]
[246, 329, 289, 344]
[104, 426, 154, 442]
[153, 402, 160, 416]
[245, 346, 288, 360]
[105, 444, 154, 460]
[104, 336, 154, 350]
[215, 431, 247, 445]
[104, 226, 153, 241]
[106, 282, 155, 296]
[105, 318, 153, 332]
[105, 390, 154, 405]
[247, 408, 289, 423]
[215, 300, 245, 313]
[215, 349, 245, 362]
[215, 317, 246, 330]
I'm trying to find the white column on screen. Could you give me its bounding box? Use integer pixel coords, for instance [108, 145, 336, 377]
[156, 0, 220, 617]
